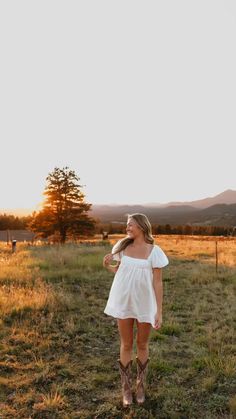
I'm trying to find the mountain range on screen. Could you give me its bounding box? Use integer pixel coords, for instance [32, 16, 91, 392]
[89, 189, 236, 226]
[1, 189, 236, 227]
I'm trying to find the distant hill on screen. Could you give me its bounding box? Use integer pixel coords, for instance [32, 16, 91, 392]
[90, 203, 236, 227]
[89, 190, 236, 227]
[91, 204, 236, 227]
[159, 189, 236, 209]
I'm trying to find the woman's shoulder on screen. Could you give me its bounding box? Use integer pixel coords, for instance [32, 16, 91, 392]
[154, 242, 166, 249]
[152, 243, 167, 255]
[151, 243, 169, 268]
[153, 243, 161, 250]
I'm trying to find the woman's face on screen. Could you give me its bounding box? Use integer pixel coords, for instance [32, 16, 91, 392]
[126, 218, 143, 239]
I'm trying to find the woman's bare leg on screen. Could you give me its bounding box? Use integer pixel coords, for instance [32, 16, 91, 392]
[117, 318, 135, 366]
[136, 320, 152, 363]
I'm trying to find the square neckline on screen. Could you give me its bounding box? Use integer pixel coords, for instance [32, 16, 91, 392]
[122, 245, 155, 261]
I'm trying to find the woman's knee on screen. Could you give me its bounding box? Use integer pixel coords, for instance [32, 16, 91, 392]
[136, 339, 149, 351]
[121, 341, 133, 351]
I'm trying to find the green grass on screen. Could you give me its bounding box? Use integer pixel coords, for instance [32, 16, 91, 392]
[0, 240, 235, 418]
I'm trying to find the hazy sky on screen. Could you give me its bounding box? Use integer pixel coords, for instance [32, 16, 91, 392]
[0, 1, 235, 212]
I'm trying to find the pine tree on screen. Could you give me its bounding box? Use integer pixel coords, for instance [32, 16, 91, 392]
[29, 167, 95, 243]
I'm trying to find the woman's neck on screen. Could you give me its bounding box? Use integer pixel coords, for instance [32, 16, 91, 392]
[132, 237, 146, 246]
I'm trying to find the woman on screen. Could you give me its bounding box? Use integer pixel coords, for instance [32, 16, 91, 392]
[103, 213, 169, 407]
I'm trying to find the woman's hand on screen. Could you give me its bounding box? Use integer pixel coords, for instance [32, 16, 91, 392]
[103, 253, 114, 268]
[153, 311, 162, 330]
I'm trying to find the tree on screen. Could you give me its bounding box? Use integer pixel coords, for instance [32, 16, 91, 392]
[29, 167, 96, 243]
[0, 213, 31, 230]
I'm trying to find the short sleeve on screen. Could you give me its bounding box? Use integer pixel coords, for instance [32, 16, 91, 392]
[111, 240, 123, 262]
[151, 245, 169, 268]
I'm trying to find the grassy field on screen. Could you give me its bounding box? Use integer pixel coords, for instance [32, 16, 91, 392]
[0, 236, 235, 418]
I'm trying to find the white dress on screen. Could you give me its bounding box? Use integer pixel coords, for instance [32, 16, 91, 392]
[104, 240, 169, 328]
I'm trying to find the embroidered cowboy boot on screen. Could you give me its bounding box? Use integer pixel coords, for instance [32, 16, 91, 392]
[117, 358, 133, 407]
[135, 356, 150, 404]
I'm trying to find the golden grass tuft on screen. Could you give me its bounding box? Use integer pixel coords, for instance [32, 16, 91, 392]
[33, 385, 67, 412]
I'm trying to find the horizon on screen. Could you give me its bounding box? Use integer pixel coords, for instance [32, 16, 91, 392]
[1, 188, 236, 216]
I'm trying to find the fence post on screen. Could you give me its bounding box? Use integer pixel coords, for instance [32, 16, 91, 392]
[7, 229, 10, 245]
[215, 240, 218, 272]
[12, 239, 17, 253]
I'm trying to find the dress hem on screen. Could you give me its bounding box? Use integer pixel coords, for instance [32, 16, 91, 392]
[104, 306, 155, 326]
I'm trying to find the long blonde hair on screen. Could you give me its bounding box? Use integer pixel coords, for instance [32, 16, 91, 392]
[113, 213, 154, 255]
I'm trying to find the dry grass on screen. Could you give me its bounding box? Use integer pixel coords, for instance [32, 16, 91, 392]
[0, 236, 235, 418]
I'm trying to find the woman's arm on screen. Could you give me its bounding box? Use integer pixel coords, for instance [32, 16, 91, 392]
[152, 268, 163, 314]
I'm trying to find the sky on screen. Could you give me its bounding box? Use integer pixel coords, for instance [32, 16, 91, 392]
[0, 1, 235, 213]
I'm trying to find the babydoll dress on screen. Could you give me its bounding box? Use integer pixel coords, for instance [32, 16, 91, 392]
[104, 240, 169, 328]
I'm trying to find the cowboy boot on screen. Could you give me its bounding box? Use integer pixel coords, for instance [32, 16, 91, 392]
[135, 356, 150, 404]
[117, 358, 133, 407]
